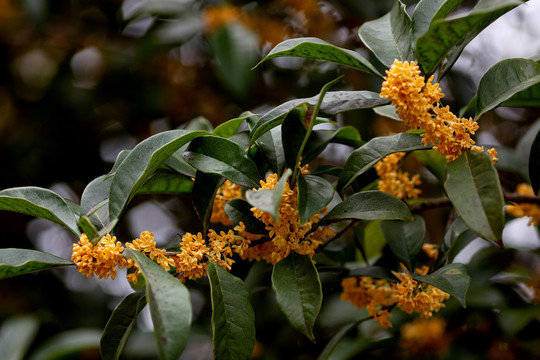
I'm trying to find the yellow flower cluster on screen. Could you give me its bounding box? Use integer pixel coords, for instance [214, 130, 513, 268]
[506, 183, 540, 226]
[341, 266, 450, 328]
[400, 317, 449, 356]
[210, 180, 243, 226]
[380, 60, 497, 163]
[247, 173, 334, 264]
[375, 152, 421, 200]
[72, 234, 125, 280]
[124, 231, 175, 283]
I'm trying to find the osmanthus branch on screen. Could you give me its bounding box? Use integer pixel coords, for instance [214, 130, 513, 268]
[318, 220, 357, 251]
[408, 193, 540, 213]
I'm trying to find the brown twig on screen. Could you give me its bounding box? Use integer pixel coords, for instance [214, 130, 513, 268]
[408, 193, 540, 213]
[318, 220, 357, 251]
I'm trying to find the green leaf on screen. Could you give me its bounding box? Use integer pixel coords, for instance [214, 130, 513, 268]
[413, 149, 447, 182]
[317, 318, 366, 360]
[337, 133, 428, 195]
[256, 126, 286, 174]
[282, 104, 309, 171]
[123, 249, 192, 360]
[245, 169, 292, 221]
[297, 174, 334, 224]
[29, 329, 101, 360]
[192, 172, 223, 234]
[303, 126, 364, 164]
[530, 127, 540, 194]
[137, 171, 193, 195]
[416, 0, 526, 77]
[444, 150, 505, 244]
[0, 315, 39, 360]
[0, 187, 80, 237]
[109, 129, 209, 222]
[80, 175, 112, 232]
[411, 0, 464, 42]
[320, 190, 413, 225]
[415, 263, 471, 307]
[0, 249, 73, 279]
[184, 135, 260, 188]
[250, 91, 388, 144]
[347, 266, 397, 282]
[209, 23, 259, 98]
[213, 112, 259, 138]
[224, 199, 267, 234]
[207, 260, 256, 360]
[100, 290, 147, 360]
[272, 253, 322, 341]
[358, 0, 414, 68]
[476, 58, 540, 119]
[254, 37, 381, 76]
[501, 83, 540, 108]
[373, 104, 400, 121]
[380, 215, 425, 273]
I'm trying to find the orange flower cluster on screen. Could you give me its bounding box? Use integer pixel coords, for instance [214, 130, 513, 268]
[210, 180, 243, 226]
[375, 152, 421, 200]
[380, 60, 497, 163]
[124, 231, 175, 283]
[400, 317, 449, 356]
[506, 183, 540, 226]
[341, 266, 450, 328]
[72, 234, 125, 280]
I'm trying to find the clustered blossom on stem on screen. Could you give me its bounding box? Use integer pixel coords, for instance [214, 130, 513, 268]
[374, 152, 421, 200]
[380, 60, 497, 163]
[506, 183, 540, 226]
[340, 248, 449, 328]
[400, 317, 449, 357]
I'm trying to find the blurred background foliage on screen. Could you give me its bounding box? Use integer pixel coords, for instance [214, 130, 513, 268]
[2, 0, 540, 359]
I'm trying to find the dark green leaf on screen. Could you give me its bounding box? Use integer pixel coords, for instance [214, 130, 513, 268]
[0, 315, 39, 360]
[282, 104, 308, 171]
[297, 174, 334, 224]
[347, 266, 397, 282]
[192, 172, 224, 234]
[224, 199, 267, 234]
[380, 215, 425, 272]
[412, 0, 464, 42]
[123, 249, 191, 360]
[256, 126, 286, 174]
[77, 216, 98, 241]
[207, 260, 255, 360]
[317, 318, 366, 360]
[108, 150, 131, 176]
[476, 58, 540, 119]
[0, 187, 80, 237]
[529, 126, 540, 194]
[416, 0, 526, 77]
[184, 136, 260, 188]
[80, 175, 112, 232]
[213, 112, 259, 138]
[311, 165, 342, 177]
[245, 169, 292, 221]
[358, 0, 413, 68]
[250, 91, 388, 144]
[337, 133, 427, 195]
[321, 190, 413, 225]
[254, 37, 381, 76]
[303, 126, 363, 164]
[0, 249, 72, 279]
[101, 290, 147, 360]
[444, 150, 505, 243]
[413, 149, 446, 181]
[137, 171, 193, 195]
[109, 129, 209, 222]
[29, 329, 101, 360]
[501, 83, 540, 108]
[272, 253, 322, 341]
[415, 263, 471, 307]
[209, 23, 259, 98]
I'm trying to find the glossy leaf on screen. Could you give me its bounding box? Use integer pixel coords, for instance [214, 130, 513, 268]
[254, 37, 382, 76]
[272, 253, 322, 341]
[137, 171, 193, 195]
[123, 249, 192, 360]
[476, 58, 540, 119]
[444, 150, 505, 243]
[245, 169, 292, 221]
[250, 91, 388, 144]
[303, 126, 363, 164]
[100, 290, 147, 360]
[213, 112, 259, 138]
[358, 0, 413, 68]
[0, 249, 72, 279]
[337, 133, 427, 195]
[416, 0, 526, 77]
[192, 172, 223, 234]
[109, 129, 209, 222]
[207, 260, 256, 360]
[380, 215, 425, 273]
[282, 104, 308, 171]
[29, 329, 101, 360]
[529, 126, 540, 194]
[297, 174, 334, 224]
[501, 83, 540, 108]
[320, 190, 413, 225]
[411, 0, 464, 41]
[373, 104, 400, 121]
[80, 175, 112, 231]
[415, 263, 471, 307]
[224, 199, 267, 234]
[0, 315, 39, 360]
[0, 187, 80, 237]
[184, 135, 260, 188]
[209, 23, 259, 98]
[256, 126, 286, 174]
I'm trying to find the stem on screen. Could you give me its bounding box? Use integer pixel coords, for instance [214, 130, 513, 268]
[408, 193, 540, 212]
[318, 220, 356, 251]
